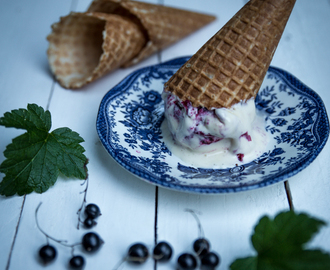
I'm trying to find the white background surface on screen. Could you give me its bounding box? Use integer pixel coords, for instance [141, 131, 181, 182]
[0, 0, 330, 269]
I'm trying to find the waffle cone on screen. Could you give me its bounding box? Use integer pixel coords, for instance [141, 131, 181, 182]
[87, 0, 216, 67]
[47, 12, 146, 89]
[164, 0, 296, 109]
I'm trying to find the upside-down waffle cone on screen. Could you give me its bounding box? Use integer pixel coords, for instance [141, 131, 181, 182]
[47, 12, 146, 89]
[164, 0, 296, 109]
[87, 0, 216, 67]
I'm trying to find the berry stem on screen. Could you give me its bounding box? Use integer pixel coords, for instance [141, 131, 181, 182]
[76, 178, 89, 229]
[184, 209, 205, 238]
[35, 202, 82, 249]
[112, 257, 127, 270]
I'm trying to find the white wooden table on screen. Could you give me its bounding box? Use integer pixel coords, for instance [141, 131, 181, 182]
[1, 0, 330, 269]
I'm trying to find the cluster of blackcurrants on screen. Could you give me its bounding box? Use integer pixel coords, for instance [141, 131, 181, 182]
[36, 198, 219, 270]
[37, 203, 103, 269]
[114, 241, 173, 268]
[117, 209, 220, 270]
[119, 237, 219, 270]
[177, 237, 220, 270]
[176, 209, 220, 270]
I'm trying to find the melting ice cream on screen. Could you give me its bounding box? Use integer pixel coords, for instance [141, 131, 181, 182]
[161, 92, 268, 168]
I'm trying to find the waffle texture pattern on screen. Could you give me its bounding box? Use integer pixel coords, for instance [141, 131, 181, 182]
[164, 0, 296, 109]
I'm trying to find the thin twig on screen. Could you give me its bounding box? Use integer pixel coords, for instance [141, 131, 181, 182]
[184, 209, 205, 238]
[77, 178, 89, 229]
[112, 256, 127, 270]
[35, 202, 81, 248]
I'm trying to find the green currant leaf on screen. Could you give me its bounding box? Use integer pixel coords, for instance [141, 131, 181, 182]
[0, 104, 88, 196]
[230, 211, 330, 270]
[0, 103, 51, 132]
[252, 211, 326, 256]
[280, 249, 330, 270]
[47, 127, 87, 179]
[230, 256, 257, 270]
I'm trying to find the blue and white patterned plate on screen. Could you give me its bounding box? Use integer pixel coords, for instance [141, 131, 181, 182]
[96, 57, 329, 194]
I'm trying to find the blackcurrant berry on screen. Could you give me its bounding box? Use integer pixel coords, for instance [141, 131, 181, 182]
[69, 255, 85, 269]
[38, 244, 57, 264]
[84, 204, 101, 219]
[177, 253, 197, 270]
[193, 238, 210, 257]
[83, 217, 97, 228]
[153, 241, 173, 262]
[127, 243, 149, 264]
[82, 232, 103, 253]
[201, 252, 220, 270]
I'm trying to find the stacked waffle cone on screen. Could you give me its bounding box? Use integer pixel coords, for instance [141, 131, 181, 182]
[47, 0, 216, 89]
[164, 0, 296, 110]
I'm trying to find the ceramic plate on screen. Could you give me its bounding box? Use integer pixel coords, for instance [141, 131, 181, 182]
[96, 57, 329, 194]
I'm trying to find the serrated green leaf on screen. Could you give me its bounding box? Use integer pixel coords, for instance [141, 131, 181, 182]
[230, 256, 258, 270]
[273, 211, 325, 247]
[281, 250, 330, 270]
[0, 104, 88, 196]
[251, 215, 278, 254]
[255, 249, 330, 270]
[48, 127, 87, 179]
[0, 103, 51, 132]
[257, 258, 291, 270]
[252, 211, 326, 256]
[231, 211, 330, 270]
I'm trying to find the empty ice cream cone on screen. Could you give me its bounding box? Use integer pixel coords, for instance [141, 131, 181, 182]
[88, 0, 217, 67]
[47, 0, 216, 89]
[47, 12, 146, 89]
[164, 0, 296, 109]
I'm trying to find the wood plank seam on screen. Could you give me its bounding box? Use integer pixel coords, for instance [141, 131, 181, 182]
[154, 186, 159, 270]
[46, 78, 56, 111]
[285, 180, 294, 210]
[70, 0, 79, 12]
[154, 2, 164, 270]
[5, 195, 26, 270]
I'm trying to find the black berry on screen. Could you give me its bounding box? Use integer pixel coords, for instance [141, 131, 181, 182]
[84, 204, 101, 219]
[83, 217, 97, 228]
[39, 244, 57, 264]
[177, 253, 197, 270]
[127, 243, 149, 264]
[201, 252, 220, 270]
[153, 241, 173, 262]
[193, 238, 210, 257]
[82, 232, 103, 253]
[69, 255, 85, 269]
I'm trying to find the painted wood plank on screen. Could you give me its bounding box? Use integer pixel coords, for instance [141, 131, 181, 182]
[157, 1, 330, 268]
[157, 183, 289, 270]
[0, 0, 72, 269]
[7, 0, 161, 269]
[157, 0, 291, 269]
[279, 0, 330, 253]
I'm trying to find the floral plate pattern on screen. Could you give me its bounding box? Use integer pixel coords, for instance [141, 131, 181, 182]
[96, 57, 329, 194]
